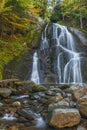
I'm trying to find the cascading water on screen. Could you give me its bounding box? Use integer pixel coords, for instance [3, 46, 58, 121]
[31, 24, 50, 84]
[31, 23, 84, 84]
[31, 52, 40, 84]
[53, 23, 82, 84]
[40, 24, 49, 50]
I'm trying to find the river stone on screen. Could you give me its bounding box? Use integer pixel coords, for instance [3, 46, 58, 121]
[12, 101, 21, 107]
[77, 125, 86, 130]
[49, 108, 81, 128]
[17, 108, 34, 120]
[24, 80, 47, 92]
[0, 88, 12, 97]
[77, 95, 87, 117]
[48, 98, 70, 111]
[8, 125, 19, 130]
[46, 95, 63, 105]
[73, 86, 87, 100]
[45, 90, 56, 96]
[58, 84, 70, 89]
[0, 102, 3, 107]
[65, 85, 80, 93]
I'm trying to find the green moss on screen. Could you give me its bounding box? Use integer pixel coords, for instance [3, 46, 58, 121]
[24, 80, 47, 92]
[14, 81, 23, 86]
[31, 84, 47, 92]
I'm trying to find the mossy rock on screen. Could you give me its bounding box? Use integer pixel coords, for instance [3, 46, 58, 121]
[31, 84, 47, 92]
[23, 80, 47, 92]
[23, 80, 35, 88]
[0, 88, 12, 97]
[14, 81, 23, 86]
[58, 84, 70, 89]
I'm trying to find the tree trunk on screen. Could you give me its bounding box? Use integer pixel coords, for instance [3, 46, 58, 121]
[80, 11, 83, 29]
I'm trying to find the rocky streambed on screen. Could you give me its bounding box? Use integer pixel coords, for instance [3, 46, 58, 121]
[0, 81, 87, 130]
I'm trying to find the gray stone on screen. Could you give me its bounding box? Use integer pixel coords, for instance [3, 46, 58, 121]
[0, 102, 3, 107]
[77, 95, 87, 117]
[0, 88, 12, 97]
[48, 98, 70, 111]
[77, 125, 86, 130]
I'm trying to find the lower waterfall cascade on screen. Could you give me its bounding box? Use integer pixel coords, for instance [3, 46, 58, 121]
[31, 23, 87, 84]
[31, 52, 40, 84]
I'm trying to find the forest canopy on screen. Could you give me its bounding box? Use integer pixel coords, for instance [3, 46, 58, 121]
[0, 0, 48, 79]
[51, 0, 87, 31]
[0, 0, 87, 79]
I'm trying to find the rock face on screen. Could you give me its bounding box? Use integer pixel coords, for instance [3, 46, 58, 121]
[49, 109, 81, 128]
[77, 95, 87, 117]
[3, 51, 33, 80]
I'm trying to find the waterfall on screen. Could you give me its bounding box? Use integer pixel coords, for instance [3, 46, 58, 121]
[40, 24, 49, 50]
[52, 23, 82, 84]
[31, 23, 83, 84]
[31, 52, 40, 84]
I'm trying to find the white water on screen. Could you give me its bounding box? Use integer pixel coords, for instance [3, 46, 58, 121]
[31, 52, 40, 84]
[40, 24, 49, 50]
[53, 23, 82, 84]
[1, 113, 17, 121]
[31, 23, 83, 84]
[24, 108, 46, 129]
[35, 113, 46, 128]
[11, 95, 29, 99]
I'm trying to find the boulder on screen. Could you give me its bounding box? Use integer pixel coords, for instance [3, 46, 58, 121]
[77, 95, 87, 117]
[0, 88, 12, 97]
[49, 108, 81, 128]
[73, 86, 87, 101]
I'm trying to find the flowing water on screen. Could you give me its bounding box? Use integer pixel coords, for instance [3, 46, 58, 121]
[31, 23, 84, 84]
[53, 23, 82, 84]
[40, 24, 49, 50]
[31, 52, 40, 84]
[1, 113, 17, 121]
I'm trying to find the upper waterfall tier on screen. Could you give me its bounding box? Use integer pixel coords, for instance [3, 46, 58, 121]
[53, 24, 82, 83]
